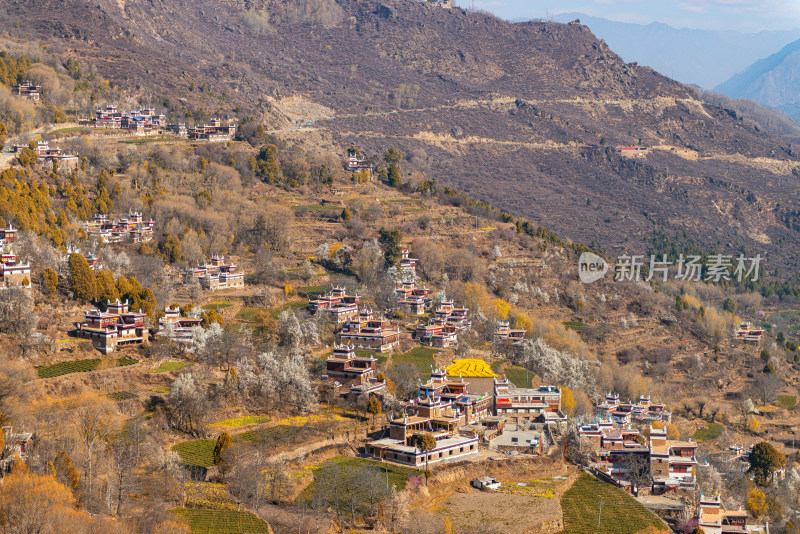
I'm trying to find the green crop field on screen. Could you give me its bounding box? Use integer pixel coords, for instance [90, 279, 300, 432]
[237, 424, 305, 446]
[297, 284, 327, 297]
[170, 509, 271, 533]
[779, 395, 797, 411]
[300, 456, 422, 502]
[172, 439, 217, 467]
[202, 302, 232, 310]
[392, 347, 438, 375]
[35, 357, 138, 378]
[151, 361, 195, 373]
[290, 203, 341, 212]
[504, 365, 533, 388]
[693, 423, 724, 442]
[48, 126, 85, 135]
[559, 473, 667, 533]
[108, 391, 137, 401]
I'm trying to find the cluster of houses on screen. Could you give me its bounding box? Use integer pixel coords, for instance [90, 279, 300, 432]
[364, 368, 511, 467]
[11, 81, 41, 102]
[187, 255, 245, 291]
[578, 392, 696, 496]
[75, 301, 209, 354]
[84, 212, 155, 244]
[736, 322, 765, 346]
[0, 225, 31, 289]
[81, 105, 167, 134]
[79, 104, 235, 141]
[414, 297, 471, 348]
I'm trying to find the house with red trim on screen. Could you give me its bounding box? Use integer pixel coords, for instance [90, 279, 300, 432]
[698, 492, 768, 534]
[188, 255, 245, 291]
[158, 306, 203, 345]
[308, 285, 360, 323]
[12, 81, 41, 102]
[339, 309, 401, 353]
[76, 299, 146, 354]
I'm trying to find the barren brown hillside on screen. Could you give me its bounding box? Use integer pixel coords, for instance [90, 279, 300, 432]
[5, 0, 800, 275]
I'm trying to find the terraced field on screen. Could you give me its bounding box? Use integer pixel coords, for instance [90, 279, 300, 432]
[210, 415, 270, 429]
[151, 361, 195, 373]
[558, 473, 667, 533]
[392, 347, 439, 376]
[108, 391, 137, 401]
[35, 357, 138, 378]
[170, 509, 271, 533]
[172, 439, 216, 467]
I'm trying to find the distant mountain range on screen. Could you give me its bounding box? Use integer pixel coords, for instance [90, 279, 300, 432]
[545, 13, 800, 90]
[715, 39, 800, 121]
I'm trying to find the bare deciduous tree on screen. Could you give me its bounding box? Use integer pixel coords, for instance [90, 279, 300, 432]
[71, 398, 113, 508]
[0, 287, 39, 357]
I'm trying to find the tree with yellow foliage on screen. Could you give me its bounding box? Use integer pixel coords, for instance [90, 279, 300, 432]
[747, 415, 760, 433]
[0, 465, 76, 533]
[492, 298, 511, 321]
[746, 488, 768, 517]
[561, 386, 576, 416]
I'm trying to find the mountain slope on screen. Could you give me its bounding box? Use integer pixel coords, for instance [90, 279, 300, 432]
[5, 0, 800, 275]
[551, 13, 800, 89]
[715, 39, 800, 121]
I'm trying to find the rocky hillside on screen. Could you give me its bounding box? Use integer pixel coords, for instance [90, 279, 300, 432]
[6, 0, 800, 276]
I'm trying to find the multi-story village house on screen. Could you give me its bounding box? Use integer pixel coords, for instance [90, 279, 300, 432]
[188, 118, 236, 141]
[493, 378, 565, 424]
[395, 280, 432, 315]
[649, 424, 697, 495]
[0, 226, 30, 289]
[0, 426, 34, 472]
[493, 320, 527, 346]
[158, 306, 203, 345]
[76, 299, 146, 354]
[339, 309, 401, 353]
[736, 322, 765, 346]
[697, 492, 769, 534]
[399, 249, 418, 276]
[365, 392, 480, 467]
[324, 343, 387, 398]
[308, 285, 360, 323]
[12, 81, 41, 102]
[188, 255, 245, 291]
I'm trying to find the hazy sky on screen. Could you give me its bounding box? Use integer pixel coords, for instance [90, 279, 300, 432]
[454, 0, 800, 31]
